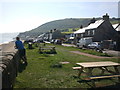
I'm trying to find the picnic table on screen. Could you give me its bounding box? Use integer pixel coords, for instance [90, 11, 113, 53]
[39, 46, 56, 54]
[73, 61, 120, 87]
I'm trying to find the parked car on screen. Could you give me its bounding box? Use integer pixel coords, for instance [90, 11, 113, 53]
[50, 39, 55, 44]
[24, 39, 33, 44]
[77, 37, 92, 48]
[87, 42, 103, 50]
[54, 39, 62, 45]
[37, 40, 44, 43]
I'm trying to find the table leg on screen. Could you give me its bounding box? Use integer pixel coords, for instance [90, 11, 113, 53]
[99, 67, 105, 75]
[78, 67, 83, 78]
[114, 66, 120, 82]
[87, 68, 96, 88]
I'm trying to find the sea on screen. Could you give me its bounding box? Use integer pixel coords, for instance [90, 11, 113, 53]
[0, 32, 19, 44]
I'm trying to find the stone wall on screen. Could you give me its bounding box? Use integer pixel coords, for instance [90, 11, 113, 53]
[0, 42, 21, 89]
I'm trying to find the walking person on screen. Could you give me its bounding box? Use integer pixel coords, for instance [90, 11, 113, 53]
[15, 37, 27, 65]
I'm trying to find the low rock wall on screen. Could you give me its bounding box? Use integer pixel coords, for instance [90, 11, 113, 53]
[0, 42, 20, 89]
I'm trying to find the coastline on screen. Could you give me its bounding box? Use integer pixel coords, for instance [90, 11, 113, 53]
[0, 32, 19, 52]
[0, 41, 16, 53]
[0, 32, 19, 45]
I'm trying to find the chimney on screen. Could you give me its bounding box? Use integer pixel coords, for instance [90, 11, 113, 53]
[50, 30, 53, 33]
[90, 17, 96, 23]
[88, 17, 96, 25]
[54, 29, 57, 32]
[103, 13, 109, 21]
[80, 25, 83, 29]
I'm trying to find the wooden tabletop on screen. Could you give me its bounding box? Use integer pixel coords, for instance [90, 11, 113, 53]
[76, 61, 120, 68]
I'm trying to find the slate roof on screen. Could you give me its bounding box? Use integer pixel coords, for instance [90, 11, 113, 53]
[74, 20, 104, 34]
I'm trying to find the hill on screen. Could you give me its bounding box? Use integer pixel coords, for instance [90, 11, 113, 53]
[18, 18, 91, 38]
[18, 18, 120, 38]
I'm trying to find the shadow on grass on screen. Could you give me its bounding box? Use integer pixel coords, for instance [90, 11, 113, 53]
[77, 78, 120, 89]
[39, 51, 57, 54]
[18, 62, 27, 73]
[94, 83, 120, 89]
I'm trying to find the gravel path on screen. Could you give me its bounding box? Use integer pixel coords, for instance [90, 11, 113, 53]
[70, 51, 120, 59]
[62, 44, 76, 47]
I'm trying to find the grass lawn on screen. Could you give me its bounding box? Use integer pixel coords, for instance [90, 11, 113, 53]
[14, 43, 120, 88]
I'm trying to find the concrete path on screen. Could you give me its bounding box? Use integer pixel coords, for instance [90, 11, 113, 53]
[62, 44, 76, 47]
[0, 41, 16, 52]
[0, 41, 17, 56]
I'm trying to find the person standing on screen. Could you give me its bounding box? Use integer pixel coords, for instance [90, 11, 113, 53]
[15, 37, 27, 65]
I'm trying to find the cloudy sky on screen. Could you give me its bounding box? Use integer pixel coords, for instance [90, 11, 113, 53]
[0, 0, 119, 33]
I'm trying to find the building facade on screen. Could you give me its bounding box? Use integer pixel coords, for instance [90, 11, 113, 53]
[74, 14, 117, 43]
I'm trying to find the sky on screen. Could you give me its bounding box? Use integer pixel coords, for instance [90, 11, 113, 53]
[0, 0, 119, 33]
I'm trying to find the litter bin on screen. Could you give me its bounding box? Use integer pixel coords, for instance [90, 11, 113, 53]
[28, 42, 33, 49]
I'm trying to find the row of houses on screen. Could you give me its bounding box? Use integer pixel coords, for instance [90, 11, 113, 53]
[73, 14, 120, 50]
[36, 13, 120, 50]
[35, 29, 64, 42]
[74, 13, 119, 42]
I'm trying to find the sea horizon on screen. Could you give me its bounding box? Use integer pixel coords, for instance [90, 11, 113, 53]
[0, 32, 19, 44]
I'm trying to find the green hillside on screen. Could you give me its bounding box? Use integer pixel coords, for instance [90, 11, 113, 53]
[18, 18, 91, 37]
[18, 18, 120, 38]
[33, 18, 91, 32]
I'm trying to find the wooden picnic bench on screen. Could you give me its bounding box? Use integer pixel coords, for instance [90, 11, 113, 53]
[73, 61, 120, 87]
[39, 46, 56, 54]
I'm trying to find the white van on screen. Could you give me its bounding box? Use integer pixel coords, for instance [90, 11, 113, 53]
[77, 37, 92, 48]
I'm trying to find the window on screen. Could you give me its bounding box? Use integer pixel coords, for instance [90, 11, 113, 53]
[81, 34, 83, 37]
[93, 30, 95, 35]
[88, 31, 90, 35]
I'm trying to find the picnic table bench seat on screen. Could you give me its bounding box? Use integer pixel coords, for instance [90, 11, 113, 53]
[72, 67, 86, 73]
[40, 48, 54, 50]
[72, 67, 81, 70]
[84, 74, 120, 80]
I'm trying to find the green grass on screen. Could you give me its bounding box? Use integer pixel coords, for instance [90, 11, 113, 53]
[61, 32, 73, 34]
[14, 44, 120, 88]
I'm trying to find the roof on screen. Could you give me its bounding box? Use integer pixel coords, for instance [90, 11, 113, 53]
[74, 27, 87, 34]
[38, 33, 45, 38]
[112, 24, 120, 31]
[74, 20, 104, 34]
[86, 20, 104, 29]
